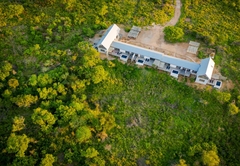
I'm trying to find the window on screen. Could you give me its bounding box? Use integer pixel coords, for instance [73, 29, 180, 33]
[172, 70, 179, 74]
[100, 49, 106, 52]
[199, 79, 205, 82]
[192, 70, 197, 73]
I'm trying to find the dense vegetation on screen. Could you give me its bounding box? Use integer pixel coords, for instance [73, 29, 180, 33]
[175, 0, 240, 86]
[0, 0, 240, 166]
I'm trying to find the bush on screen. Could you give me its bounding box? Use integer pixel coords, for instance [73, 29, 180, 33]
[124, 26, 131, 32]
[228, 103, 239, 115]
[82, 27, 95, 38]
[197, 51, 207, 59]
[163, 26, 184, 42]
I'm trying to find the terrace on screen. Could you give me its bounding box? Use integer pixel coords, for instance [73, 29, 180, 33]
[120, 54, 129, 62]
[144, 58, 154, 66]
[135, 57, 145, 66]
[160, 63, 193, 77]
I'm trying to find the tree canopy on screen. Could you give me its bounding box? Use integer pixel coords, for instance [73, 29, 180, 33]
[0, 0, 240, 165]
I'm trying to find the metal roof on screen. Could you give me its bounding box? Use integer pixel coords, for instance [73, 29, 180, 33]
[187, 45, 199, 54]
[112, 41, 164, 60]
[189, 41, 200, 47]
[187, 41, 200, 54]
[128, 26, 141, 38]
[161, 55, 200, 71]
[128, 31, 140, 38]
[131, 26, 141, 32]
[97, 24, 120, 50]
[197, 57, 215, 79]
[111, 41, 200, 71]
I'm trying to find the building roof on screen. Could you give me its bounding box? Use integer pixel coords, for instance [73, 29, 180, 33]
[187, 46, 199, 54]
[189, 41, 200, 47]
[197, 57, 215, 79]
[187, 41, 200, 54]
[111, 41, 200, 71]
[161, 55, 200, 71]
[97, 24, 120, 50]
[131, 26, 141, 32]
[112, 40, 164, 59]
[128, 26, 141, 38]
[128, 31, 140, 38]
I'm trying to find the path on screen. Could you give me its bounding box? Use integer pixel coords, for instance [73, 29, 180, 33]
[165, 0, 182, 26]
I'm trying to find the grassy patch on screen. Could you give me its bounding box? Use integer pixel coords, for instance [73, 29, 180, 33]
[100, 66, 239, 165]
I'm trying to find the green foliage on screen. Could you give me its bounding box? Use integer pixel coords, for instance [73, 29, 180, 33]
[91, 65, 108, 84]
[202, 150, 220, 166]
[82, 147, 99, 158]
[37, 87, 58, 100]
[178, 0, 240, 45]
[12, 116, 25, 132]
[177, 159, 188, 166]
[2, 89, 12, 98]
[228, 103, 239, 115]
[0, 61, 12, 81]
[6, 133, 30, 157]
[40, 154, 55, 166]
[76, 126, 92, 143]
[81, 47, 101, 68]
[70, 79, 86, 93]
[31, 108, 56, 131]
[28, 74, 38, 86]
[7, 4, 24, 19]
[37, 74, 53, 87]
[8, 78, 19, 89]
[12, 156, 37, 166]
[215, 91, 231, 104]
[56, 105, 77, 123]
[98, 112, 116, 132]
[0, 1, 240, 165]
[12, 94, 38, 107]
[197, 51, 208, 59]
[124, 26, 131, 32]
[164, 26, 184, 42]
[82, 27, 95, 38]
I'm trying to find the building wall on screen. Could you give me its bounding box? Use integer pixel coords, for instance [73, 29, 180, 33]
[98, 45, 107, 54]
[195, 76, 209, 85]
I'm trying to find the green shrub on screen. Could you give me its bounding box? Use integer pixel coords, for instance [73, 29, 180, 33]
[163, 26, 184, 43]
[124, 26, 131, 32]
[228, 103, 239, 115]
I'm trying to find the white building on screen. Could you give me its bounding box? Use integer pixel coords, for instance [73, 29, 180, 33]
[195, 58, 215, 85]
[96, 24, 120, 54]
[95, 24, 218, 86]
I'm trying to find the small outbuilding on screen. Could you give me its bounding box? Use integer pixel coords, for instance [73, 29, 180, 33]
[128, 26, 141, 39]
[187, 41, 200, 54]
